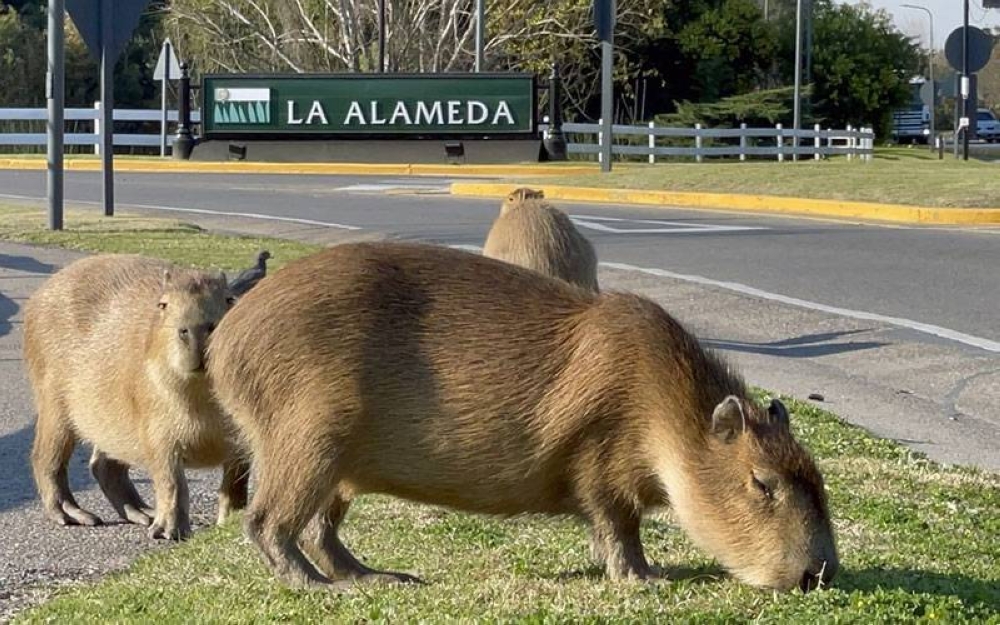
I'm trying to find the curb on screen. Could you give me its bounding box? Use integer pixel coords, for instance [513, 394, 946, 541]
[449, 182, 1000, 226]
[0, 158, 598, 178]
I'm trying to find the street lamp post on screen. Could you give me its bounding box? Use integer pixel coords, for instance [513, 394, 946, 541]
[901, 4, 935, 151]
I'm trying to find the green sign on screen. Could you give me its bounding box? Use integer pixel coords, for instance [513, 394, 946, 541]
[201, 73, 536, 138]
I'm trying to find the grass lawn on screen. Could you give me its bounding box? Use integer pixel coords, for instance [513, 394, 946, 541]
[3, 204, 998, 623]
[519, 148, 1000, 208]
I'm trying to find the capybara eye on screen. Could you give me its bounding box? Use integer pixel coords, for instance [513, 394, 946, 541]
[753, 475, 774, 499]
[226, 296, 236, 306]
[178, 328, 190, 341]
[206, 323, 216, 334]
[157, 301, 167, 310]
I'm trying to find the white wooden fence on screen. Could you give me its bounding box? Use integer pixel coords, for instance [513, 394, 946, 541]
[1, 106, 872, 161]
[544, 121, 874, 162]
[0, 105, 201, 150]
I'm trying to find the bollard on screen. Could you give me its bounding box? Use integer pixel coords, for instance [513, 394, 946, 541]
[542, 63, 568, 161]
[173, 62, 195, 160]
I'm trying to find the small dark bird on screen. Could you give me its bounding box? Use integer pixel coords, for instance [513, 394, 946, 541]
[228, 250, 271, 297]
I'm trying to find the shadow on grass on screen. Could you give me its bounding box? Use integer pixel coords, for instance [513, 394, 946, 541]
[553, 563, 727, 585]
[837, 567, 1000, 606]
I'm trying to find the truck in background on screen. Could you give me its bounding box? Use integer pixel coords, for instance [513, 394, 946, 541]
[890, 77, 930, 145]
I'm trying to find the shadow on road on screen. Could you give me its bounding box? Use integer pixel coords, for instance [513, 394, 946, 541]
[0, 252, 57, 276]
[0, 424, 96, 514]
[0, 291, 16, 338]
[703, 329, 886, 359]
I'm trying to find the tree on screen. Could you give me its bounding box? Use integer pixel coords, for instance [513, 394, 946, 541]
[164, 0, 671, 117]
[796, 1, 919, 137]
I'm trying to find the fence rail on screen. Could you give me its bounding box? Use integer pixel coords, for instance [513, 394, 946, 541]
[0, 106, 201, 149]
[1, 106, 872, 161]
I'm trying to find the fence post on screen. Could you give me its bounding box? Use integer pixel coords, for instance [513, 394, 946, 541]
[813, 123, 821, 160]
[648, 121, 655, 164]
[740, 122, 747, 162]
[597, 117, 603, 164]
[846, 124, 853, 161]
[776, 123, 783, 162]
[695, 123, 703, 163]
[93, 101, 101, 155]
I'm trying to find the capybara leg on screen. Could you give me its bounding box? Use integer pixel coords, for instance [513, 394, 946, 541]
[589, 508, 652, 581]
[89, 449, 154, 526]
[146, 450, 191, 541]
[300, 496, 422, 586]
[31, 404, 101, 527]
[217, 457, 250, 525]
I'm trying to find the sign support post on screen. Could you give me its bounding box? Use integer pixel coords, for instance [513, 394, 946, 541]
[47, 0, 65, 231]
[595, 0, 615, 172]
[100, 0, 114, 215]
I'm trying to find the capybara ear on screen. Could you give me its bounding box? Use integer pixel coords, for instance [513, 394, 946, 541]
[711, 395, 746, 443]
[768, 398, 790, 429]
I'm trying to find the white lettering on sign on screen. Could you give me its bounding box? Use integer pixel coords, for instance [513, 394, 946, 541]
[336, 99, 518, 127]
[493, 101, 515, 125]
[288, 100, 328, 125]
[344, 101, 366, 125]
[414, 101, 444, 125]
[467, 100, 489, 124]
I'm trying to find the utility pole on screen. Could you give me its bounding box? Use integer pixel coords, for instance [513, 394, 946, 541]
[963, 0, 970, 160]
[47, 0, 65, 230]
[377, 0, 386, 72]
[792, 0, 803, 161]
[475, 0, 485, 72]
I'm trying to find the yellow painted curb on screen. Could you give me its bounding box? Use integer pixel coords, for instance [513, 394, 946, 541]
[450, 182, 1000, 226]
[0, 158, 598, 178]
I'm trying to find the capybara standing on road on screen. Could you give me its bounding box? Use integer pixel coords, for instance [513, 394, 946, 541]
[207, 241, 837, 592]
[482, 188, 600, 292]
[23, 254, 248, 540]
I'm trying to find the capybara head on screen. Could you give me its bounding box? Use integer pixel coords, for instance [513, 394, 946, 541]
[667, 396, 837, 592]
[501, 187, 545, 214]
[154, 269, 233, 376]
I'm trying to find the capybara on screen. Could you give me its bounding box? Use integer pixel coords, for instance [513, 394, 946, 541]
[207, 241, 837, 592]
[482, 188, 599, 292]
[23, 254, 248, 540]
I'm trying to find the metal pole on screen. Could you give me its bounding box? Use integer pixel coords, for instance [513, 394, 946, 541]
[963, 0, 970, 161]
[47, 0, 65, 231]
[475, 0, 485, 72]
[792, 0, 803, 161]
[601, 38, 613, 172]
[377, 0, 386, 72]
[100, 0, 114, 216]
[160, 41, 170, 157]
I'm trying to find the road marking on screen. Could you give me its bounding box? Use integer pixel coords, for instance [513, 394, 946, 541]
[333, 182, 452, 194]
[450, 244, 1000, 355]
[569, 214, 767, 234]
[0, 193, 363, 230]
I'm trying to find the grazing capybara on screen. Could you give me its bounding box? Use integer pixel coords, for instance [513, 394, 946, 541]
[23, 254, 248, 540]
[482, 187, 599, 292]
[207, 241, 837, 592]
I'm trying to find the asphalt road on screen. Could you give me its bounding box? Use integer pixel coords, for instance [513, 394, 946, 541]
[2, 168, 1000, 617]
[2, 169, 999, 345]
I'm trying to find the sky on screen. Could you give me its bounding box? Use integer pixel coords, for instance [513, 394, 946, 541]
[849, 1, 1000, 50]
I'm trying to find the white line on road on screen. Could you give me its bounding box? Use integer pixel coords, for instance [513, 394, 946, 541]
[569, 214, 767, 234]
[0, 193, 363, 230]
[450, 244, 1000, 354]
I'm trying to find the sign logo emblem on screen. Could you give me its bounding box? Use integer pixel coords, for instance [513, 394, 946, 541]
[213, 87, 271, 124]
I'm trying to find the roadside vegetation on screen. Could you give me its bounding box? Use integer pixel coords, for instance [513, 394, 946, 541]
[2, 204, 998, 623]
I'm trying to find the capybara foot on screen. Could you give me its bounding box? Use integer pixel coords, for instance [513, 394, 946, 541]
[123, 505, 155, 526]
[45, 501, 102, 527]
[147, 516, 191, 541]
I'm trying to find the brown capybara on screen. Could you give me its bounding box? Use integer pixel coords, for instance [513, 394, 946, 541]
[482, 187, 599, 292]
[23, 254, 248, 540]
[206, 241, 837, 592]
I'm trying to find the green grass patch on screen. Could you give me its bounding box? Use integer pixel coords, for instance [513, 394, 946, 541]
[13, 396, 1000, 624]
[3, 204, 998, 623]
[0, 204, 322, 273]
[523, 148, 1000, 208]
